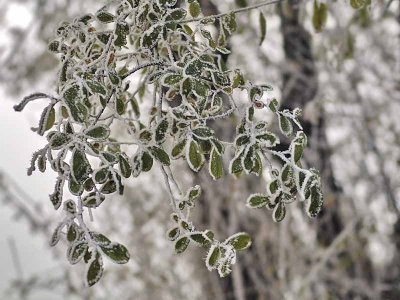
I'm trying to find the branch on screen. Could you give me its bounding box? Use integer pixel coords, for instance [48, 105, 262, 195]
[177, 0, 283, 24]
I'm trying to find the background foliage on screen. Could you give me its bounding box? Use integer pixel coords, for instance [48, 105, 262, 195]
[0, 0, 399, 299]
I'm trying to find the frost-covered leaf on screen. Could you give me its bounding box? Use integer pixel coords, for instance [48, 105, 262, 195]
[85, 125, 110, 140]
[278, 114, 293, 137]
[96, 11, 115, 23]
[229, 153, 243, 177]
[292, 141, 304, 163]
[141, 25, 162, 49]
[192, 126, 214, 140]
[118, 153, 132, 178]
[90, 232, 111, 246]
[273, 202, 286, 222]
[86, 254, 104, 287]
[93, 167, 109, 184]
[167, 227, 180, 241]
[149, 146, 170, 166]
[155, 118, 169, 144]
[49, 132, 71, 150]
[101, 179, 118, 194]
[101, 243, 130, 264]
[165, 8, 187, 21]
[187, 185, 201, 201]
[71, 149, 92, 183]
[86, 80, 107, 96]
[67, 241, 88, 265]
[256, 132, 278, 147]
[306, 183, 323, 218]
[246, 193, 269, 209]
[209, 147, 223, 180]
[190, 231, 213, 246]
[268, 98, 279, 112]
[189, 0, 201, 18]
[162, 74, 183, 87]
[114, 21, 129, 47]
[171, 139, 187, 159]
[206, 244, 221, 270]
[49, 223, 64, 246]
[187, 140, 204, 172]
[49, 178, 64, 210]
[141, 151, 153, 172]
[223, 13, 237, 34]
[175, 236, 190, 254]
[225, 232, 251, 251]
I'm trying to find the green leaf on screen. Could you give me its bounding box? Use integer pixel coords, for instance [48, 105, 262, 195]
[67, 241, 88, 265]
[90, 232, 111, 246]
[141, 25, 162, 49]
[273, 201, 286, 222]
[162, 74, 183, 87]
[155, 118, 169, 144]
[48, 40, 60, 53]
[141, 151, 154, 172]
[259, 12, 267, 45]
[166, 8, 187, 21]
[96, 11, 115, 23]
[256, 132, 278, 147]
[101, 180, 117, 194]
[268, 98, 279, 112]
[292, 142, 303, 163]
[223, 12, 237, 34]
[312, 0, 328, 33]
[86, 254, 104, 287]
[225, 232, 252, 251]
[206, 245, 221, 270]
[116, 97, 126, 115]
[71, 149, 92, 183]
[235, 134, 250, 147]
[189, 0, 201, 18]
[167, 227, 180, 241]
[192, 126, 214, 140]
[49, 223, 63, 246]
[149, 146, 171, 166]
[350, 0, 369, 9]
[171, 139, 187, 159]
[187, 185, 201, 201]
[45, 108, 55, 131]
[190, 231, 213, 246]
[85, 125, 110, 140]
[118, 153, 132, 178]
[69, 175, 84, 196]
[93, 167, 109, 184]
[101, 243, 130, 264]
[246, 193, 269, 209]
[209, 147, 223, 180]
[86, 80, 107, 96]
[175, 237, 190, 254]
[49, 132, 71, 150]
[306, 183, 323, 218]
[114, 21, 129, 47]
[278, 114, 293, 137]
[187, 140, 204, 172]
[229, 154, 243, 177]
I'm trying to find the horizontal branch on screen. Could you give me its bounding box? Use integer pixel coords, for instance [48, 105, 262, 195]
[177, 0, 283, 25]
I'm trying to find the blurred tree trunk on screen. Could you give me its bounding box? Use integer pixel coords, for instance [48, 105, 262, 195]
[192, 1, 377, 299]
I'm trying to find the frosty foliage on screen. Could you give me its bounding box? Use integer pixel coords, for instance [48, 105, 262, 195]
[15, 0, 323, 286]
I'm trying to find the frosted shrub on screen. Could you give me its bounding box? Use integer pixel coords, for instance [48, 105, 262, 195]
[15, 0, 323, 286]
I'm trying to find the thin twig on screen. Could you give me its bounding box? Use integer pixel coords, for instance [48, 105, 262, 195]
[176, 0, 283, 25]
